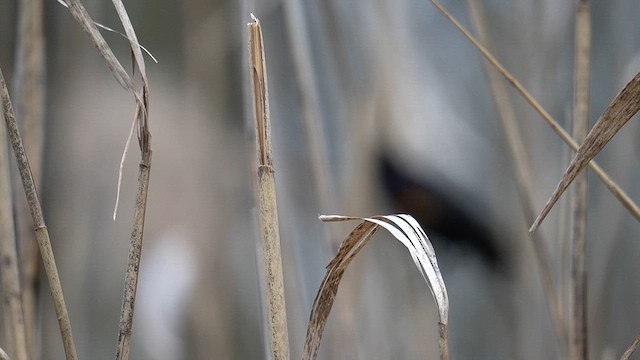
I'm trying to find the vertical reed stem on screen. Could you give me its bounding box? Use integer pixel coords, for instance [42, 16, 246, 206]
[14, 0, 45, 354]
[570, 1, 591, 359]
[1, 66, 78, 360]
[0, 74, 28, 360]
[115, 154, 152, 360]
[466, 0, 567, 354]
[249, 14, 290, 360]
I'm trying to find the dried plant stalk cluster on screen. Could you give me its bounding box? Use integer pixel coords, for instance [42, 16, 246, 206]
[2, 0, 640, 359]
[430, 1, 640, 359]
[1, 0, 150, 359]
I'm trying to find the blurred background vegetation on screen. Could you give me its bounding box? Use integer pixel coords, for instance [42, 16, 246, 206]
[1, 0, 640, 359]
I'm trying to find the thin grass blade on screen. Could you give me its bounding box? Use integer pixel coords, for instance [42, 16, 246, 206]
[530, 71, 640, 232]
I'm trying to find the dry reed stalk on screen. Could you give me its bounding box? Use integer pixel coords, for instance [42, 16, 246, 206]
[249, 14, 290, 360]
[427, 0, 640, 229]
[466, 1, 567, 353]
[1, 67, 78, 360]
[620, 333, 640, 360]
[570, 1, 591, 359]
[304, 215, 448, 360]
[13, 0, 45, 355]
[57, 0, 152, 358]
[56, 0, 154, 357]
[111, 0, 152, 358]
[114, 143, 151, 360]
[0, 88, 28, 360]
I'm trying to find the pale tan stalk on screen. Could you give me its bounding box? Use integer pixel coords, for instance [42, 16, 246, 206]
[570, 1, 591, 359]
[114, 147, 151, 360]
[0, 346, 9, 360]
[14, 0, 45, 355]
[110, 0, 152, 358]
[0, 80, 28, 360]
[1, 67, 77, 360]
[466, 1, 567, 354]
[249, 15, 290, 360]
[428, 0, 640, 227]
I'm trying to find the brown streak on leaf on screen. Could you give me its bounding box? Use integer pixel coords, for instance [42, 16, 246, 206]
[303, 221, 378, 360]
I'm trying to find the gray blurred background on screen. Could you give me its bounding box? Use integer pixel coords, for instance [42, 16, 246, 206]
[1, 0, 639, 359]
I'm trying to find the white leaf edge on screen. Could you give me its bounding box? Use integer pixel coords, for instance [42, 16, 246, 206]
[319, 214, 449, 325]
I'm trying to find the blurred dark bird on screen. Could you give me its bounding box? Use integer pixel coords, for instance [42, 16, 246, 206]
[378, 153, 507, 273]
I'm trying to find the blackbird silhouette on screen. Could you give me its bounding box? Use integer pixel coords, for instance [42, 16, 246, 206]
[378, 154, 507, 273]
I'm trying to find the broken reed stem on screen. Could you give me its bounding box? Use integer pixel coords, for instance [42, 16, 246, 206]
[115, 152, 152, 360]
[620, 333, 640, 360]
[466, 0, 567, 354]
[428, 0, 640, 227]
[249, 15, 290, 360]
[0, 67, 78, 360]
[14, 0, 46, 355]
[0, 90, 28, 360]
[570, 1, 591, 359]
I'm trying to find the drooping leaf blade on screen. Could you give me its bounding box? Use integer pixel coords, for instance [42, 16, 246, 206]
[305, 214, 449, 360]
[531, 71, 640, 232]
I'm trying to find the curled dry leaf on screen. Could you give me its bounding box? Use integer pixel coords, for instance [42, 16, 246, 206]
[530, 71, 640, 232]
[303, 214, 449, 360]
